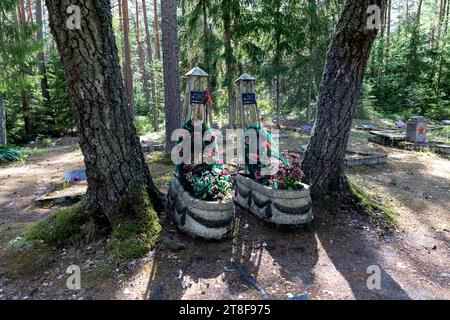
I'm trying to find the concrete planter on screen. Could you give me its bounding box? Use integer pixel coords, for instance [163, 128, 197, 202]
[167, 175, 235, 240]
[235, 173, 313, 226]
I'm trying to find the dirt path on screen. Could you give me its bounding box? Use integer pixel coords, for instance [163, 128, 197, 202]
[0, 133, 448, 300]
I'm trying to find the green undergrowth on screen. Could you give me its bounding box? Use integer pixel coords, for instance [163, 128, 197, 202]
[348, 180, 398, 231]
[26, 202, 88, 245]
[148, 152, 174, 166]
[24, 186, 163, 261]
[106, 186, 162, 260]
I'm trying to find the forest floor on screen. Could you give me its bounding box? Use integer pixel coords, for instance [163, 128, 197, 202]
[0, 129, 449, 300]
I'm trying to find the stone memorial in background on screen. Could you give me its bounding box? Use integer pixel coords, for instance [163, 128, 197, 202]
[406, 116, 427, 143]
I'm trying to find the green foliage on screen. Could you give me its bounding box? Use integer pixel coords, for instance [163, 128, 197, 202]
[26, 202, 88, 246]
[364, 1, 450, 122]
[0, 145, 22, 163]
[134, 116, 153, 135]
[106, 186, 162, 260]
[189, 166, 232, 201]
[41, 137, 54, 148]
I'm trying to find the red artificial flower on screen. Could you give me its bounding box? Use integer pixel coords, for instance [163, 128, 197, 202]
[264, 140, 272, 148]
[255, 171, 262, 179]
[221, 170, 229, 176]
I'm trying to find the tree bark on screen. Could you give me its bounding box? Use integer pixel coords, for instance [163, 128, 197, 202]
[386, 0, 391, 53]
[45, 0, 162, 221]
[0, 94, 6, 146]
[122, 0, 134, 117]
[153, 0, 161, 60]
[161, 0, 182, 157]
[26, 0, 33, 23]
[306, 63, 312, 125]
[117, 0, 124, 67]
[274, 2, 282, 128]
[36, 0, 51, 104]
[223, 1, 235, 128]
[18, 0, 32, 135]
[302, 0, 386, 197]
[142, 0, 159, 130]
[135, 0, 152, 122]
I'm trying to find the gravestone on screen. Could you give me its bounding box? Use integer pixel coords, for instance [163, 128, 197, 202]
[182, 66, 210, 125]
[406, 116, 427, 143]
[64, 169, 87, 182]
[234, 73, 260, 129]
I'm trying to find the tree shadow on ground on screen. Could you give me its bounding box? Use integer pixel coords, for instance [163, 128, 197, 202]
[143, 213, 234, 300]
[312, 207, 411, 300]
[142, 198, 414, 300]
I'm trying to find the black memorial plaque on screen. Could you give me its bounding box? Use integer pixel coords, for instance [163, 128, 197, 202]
[190, 91, 206, 104]
[242, 93, 257, 105]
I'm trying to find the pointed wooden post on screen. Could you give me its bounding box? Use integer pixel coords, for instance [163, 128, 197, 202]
[234, 73, 260, 129]
[182, 66, 210, 125]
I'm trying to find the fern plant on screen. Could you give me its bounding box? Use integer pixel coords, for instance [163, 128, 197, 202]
[0, 146, 22, 163]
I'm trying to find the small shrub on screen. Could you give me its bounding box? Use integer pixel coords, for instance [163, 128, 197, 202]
[0, 146, 22, 163]
[41, 137, 54, 148]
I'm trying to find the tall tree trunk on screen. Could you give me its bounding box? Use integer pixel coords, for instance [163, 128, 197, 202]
[118, 0, 124, 67]
[18, 0, 32, 135]
[223, 2, 235, 128]
[386, 0, 391, 54]
[36, 0, 51, 104]
[0, 94, 6, 146]
[153, 0, 161, 60]
[161, 0, 182, 157]
[202, 0, 215, 118]
[181, 0, 186, 16]
[431, 0, 438, 48]
[306, 64, 312, 125]
[122, 0, 134, 117]
[142, 0, 159, 130]
[135, 0, 152, 122]
[274, 2, 282, 128]
[302, 0, 386, 197]
[45, 0, 162, 222]
[406, 0, 410, 22]
[26, 0, 33, 22]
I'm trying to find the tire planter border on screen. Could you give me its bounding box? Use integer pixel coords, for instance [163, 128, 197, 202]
[167, 174, 235, 240]
[234, 173, 314, 226]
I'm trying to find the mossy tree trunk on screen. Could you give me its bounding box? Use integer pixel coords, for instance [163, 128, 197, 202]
[302, 0, 386, 197]
[45, 0, 162, 223]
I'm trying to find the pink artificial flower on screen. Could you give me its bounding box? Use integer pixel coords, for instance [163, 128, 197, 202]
[250, 154, 260, 162]
[291, 167, 304, 180]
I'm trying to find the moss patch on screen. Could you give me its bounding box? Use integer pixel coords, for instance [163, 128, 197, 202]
[148, 152, 174, 166]
[106, 186, 162, 260]
[26, 202, 88, 246]
[2, 240, 54, 279]
[348, 179, 398, 231]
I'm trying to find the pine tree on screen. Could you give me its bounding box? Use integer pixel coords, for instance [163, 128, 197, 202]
[303, 0, 386, 196]
[161, 0, 182, 157]
[45, 0, 163, 232]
